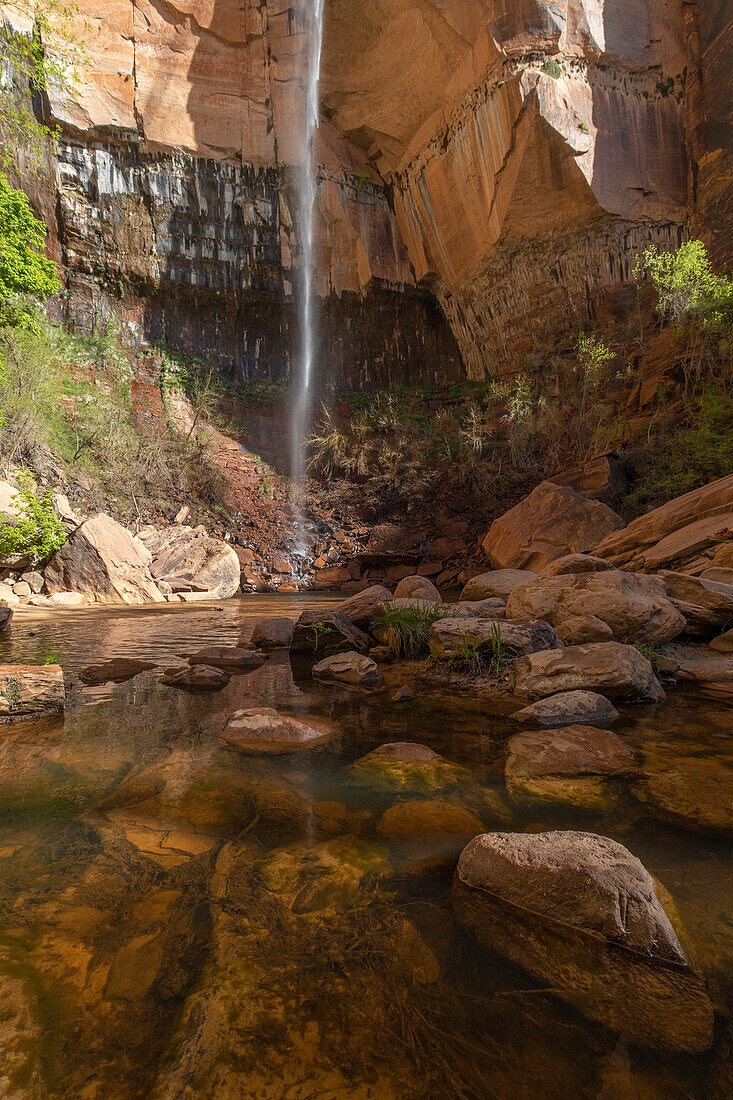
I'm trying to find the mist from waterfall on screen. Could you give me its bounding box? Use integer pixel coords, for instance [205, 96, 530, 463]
[290, 0, 325, 549]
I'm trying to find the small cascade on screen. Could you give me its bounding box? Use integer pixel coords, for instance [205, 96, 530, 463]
[290, 0, 326, 554]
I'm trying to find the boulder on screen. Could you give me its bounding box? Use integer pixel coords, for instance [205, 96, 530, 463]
[449, 599, 506, 618]
[20, 570, 44, 593]
[349, 742, 468, 794]
[701, 566, 733, 585]
[506, 571, 685, 645]
[45, 514, 165, 605]
[394, 575, 441, 602]
[337, 584, 391, 629]
[313, 652, 383, 689]
[377, 799, 485, 842]
[0, 583, 19, 607]
[250, 617, 294, 648]
[140, 526, 241, 599]
[556, 615, 614, 644]
[161, 665, 231, 691]
[637, 747, 733, 837]
[222, 707, 333, 754]
[710, 542, 733, 568]
[79, 658, 157, 685]
[595, 473, 733, 571]
[291, 609, 371, 656]
[505, 725, 636, 811]
[453, 831, 714, 1052]
[513, 691, 619, 729]
[664, 644, 733, 700]
[512, 642, 665, 703]
[0, 606, 12, 632]
[541, 554, 617, 576]
[658, 570, 733, 636]
[429, 617, 562, 660]
[710, 627, 733, 653]
[0, 665, 65, 716]
[45, 591, 89, 607]
[545, 451, 628, 508]
[10, 581, 29, 599]
[482, 483, 624, 571]
[184, 647, 265, 672]
[461, 569, 537, 601]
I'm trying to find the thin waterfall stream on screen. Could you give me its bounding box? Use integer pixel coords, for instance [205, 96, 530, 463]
[290, 0, 325, 555]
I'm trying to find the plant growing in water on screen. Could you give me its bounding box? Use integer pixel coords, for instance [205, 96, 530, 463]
[450, 638, 487, 678]
[371, 602, 448, 659]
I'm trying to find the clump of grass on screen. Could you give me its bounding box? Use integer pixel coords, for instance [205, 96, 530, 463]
[635, 642, 662, 668]
[448, 638, 487, 678]
[371, 602, 448, 659]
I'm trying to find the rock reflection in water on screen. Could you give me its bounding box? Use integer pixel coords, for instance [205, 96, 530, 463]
[0, 599, 730, 1098]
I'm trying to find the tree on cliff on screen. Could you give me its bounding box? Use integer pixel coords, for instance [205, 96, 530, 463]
[0, 0, 85, 173]
[0, 174, 59, 303]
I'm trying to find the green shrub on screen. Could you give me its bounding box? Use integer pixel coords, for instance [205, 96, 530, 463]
[371, 602, 448, 659]
[634, 240, 733, 326]
[0, 470, 66, 564]
[541, 59, 562, 79]
[0, 176, 60, 302]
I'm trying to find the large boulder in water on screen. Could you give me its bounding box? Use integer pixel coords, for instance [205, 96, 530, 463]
[429, 617, 562, 659]
[512, 642, 665, 702]
[313, 651, 383, 688]
[453, 831, 714, 1052]
[506, 571, 685, 646]
[45, 514, 165, 605]
[337, 584, 391, 629]
[140, 526, 241, 599]
[482, 483, 624, 571]
[513, 690, 619, 729]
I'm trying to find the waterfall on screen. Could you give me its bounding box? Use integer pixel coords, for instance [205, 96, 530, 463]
[290, 0, 325, 549]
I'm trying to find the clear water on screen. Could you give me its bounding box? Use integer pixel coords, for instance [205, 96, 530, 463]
[0, 597, 730, 1098]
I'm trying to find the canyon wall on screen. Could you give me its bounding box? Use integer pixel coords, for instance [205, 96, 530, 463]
[26, 1, 733, 382]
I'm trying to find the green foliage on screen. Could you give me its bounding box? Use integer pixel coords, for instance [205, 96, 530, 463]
[634, 240, 733, 327]
[488, 621, 505, 677]
[541, 59, 562, 79]
[3, 677, 21, 709]
[0, 1, 86, 174]
[634, 643, 661, 669]
[371, 601, 448, 660]
[0, 469, 66, 564]
[449, 638, 487, 678]
[0, 176, 59, 302]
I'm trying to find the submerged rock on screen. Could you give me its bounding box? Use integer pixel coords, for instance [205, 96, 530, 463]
[513, 690, 619, 729]
[250, 617, 294, 648]
[637, 747, 733, 837]
[512, 642, 665, 702]
[505, 725, 636, 811]
[184, 646, 265, 672]
[79, 658, 158, 685]
[222, 707, 333, 754]
[349, 742, 467, 794]
[257, 836, 389, 914]
[453, 831, 714, 1053]
[161, 664, 231, 691]
[313, 651, 384, 688]
[377, 799, 484, 840]
[291, 609, 371, 656]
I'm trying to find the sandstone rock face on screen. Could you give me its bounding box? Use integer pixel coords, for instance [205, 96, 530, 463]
[513, 690, 619, 728]
[429, 617, 562, 659]
[0, 665, 65, 716]
[595, 474, 733, 572]
[222, 708, 333, 754]
[512, 642, 665, 702]
[505, 725, 636, 811]
[312, 652, 383, 689]
[141, 527, 241, 599]
[45, 514, 165, 605]
[394, 575, 441, 602]
[461, 569, 537, 601]
[454, 831, 714, 1052]
[506, 571, 686, 645]
[337, 584, 392, 629]
[483, 484, 624, 571]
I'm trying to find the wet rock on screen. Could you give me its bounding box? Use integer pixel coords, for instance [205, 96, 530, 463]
[506, 571, 685, 645]
[250, 616, 294, 648]
[0, 664, 65, 716]
[313, 651, 384, 688]
[505, 725, 636, 811]
[391, 685, 413, 703]
[337, 583, 392, 629]
[461, 569, 537, 601]
[556, 614, 614, 644]
[161, 664, 230, 691]
[541, 554, 617, 576]
[184, 646, 265, 672]
[45, 513, 166, 605]
[454, 831, 714, 1053]
[79, 658, 158, 685]
[105, 933, 164, 1000]
[482, 483, 624, 571]
[512, 642, 665, 702]
[257, 836, 389, 914]
[291, 609, 371, 656]
[349, 742, 468, 794]
[0, 605, 12, 632]
[666, 644, 733, 699]
[513, 691, 619, 729]
[394, 575, 441, 602]
[658, 570, 733, 636]
[637, 748, 733, 836]
[710, 627, 733, 653]
[141, 525, 242, 599]
[429, 617, 562, 659]
[222, 707, 333, 754]
[377, 799, 485, 840]
[369, 645, 394, 663]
